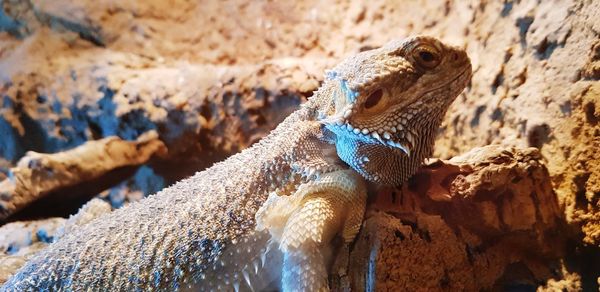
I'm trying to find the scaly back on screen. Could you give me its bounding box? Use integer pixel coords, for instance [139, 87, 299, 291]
[3, 36, 471, 291]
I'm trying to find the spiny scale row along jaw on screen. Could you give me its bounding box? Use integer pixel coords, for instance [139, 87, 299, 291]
[319, 35, 472, 185]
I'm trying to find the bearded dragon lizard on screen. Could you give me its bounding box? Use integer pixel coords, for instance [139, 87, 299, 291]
[2, 36, 471, 291]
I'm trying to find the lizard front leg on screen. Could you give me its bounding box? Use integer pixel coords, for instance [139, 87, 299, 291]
[256, 169, 367, 291]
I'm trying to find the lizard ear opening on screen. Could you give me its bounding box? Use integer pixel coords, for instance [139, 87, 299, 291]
[364, 89, 383, 109]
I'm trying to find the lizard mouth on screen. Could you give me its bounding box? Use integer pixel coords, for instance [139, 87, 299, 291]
[322, 67, 471, 156]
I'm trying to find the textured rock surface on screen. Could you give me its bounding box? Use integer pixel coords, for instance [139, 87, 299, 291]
[0, 0, 598, 290]
[334, 146, 569, 290]
[0, 131, 165, 220]
[0, 217, 65, 283]
[0, 199, 111, 282]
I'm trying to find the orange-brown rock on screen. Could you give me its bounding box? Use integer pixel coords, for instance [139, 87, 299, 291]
[1, 0, 598, 289]
[336, 146, 569, 290]
[0, 131, 166, 221]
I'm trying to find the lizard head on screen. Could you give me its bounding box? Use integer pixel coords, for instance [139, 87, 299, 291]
[320, 36, 472, 186]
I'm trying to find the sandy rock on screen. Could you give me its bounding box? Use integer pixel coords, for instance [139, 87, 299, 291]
[537, 266, 582, 292]
[0, 131, 166, 220]
[0, 217, 65, 283]
[0, 0, 598, 289]
[335, 146, 568, 290]
[0, 217, 65, 253]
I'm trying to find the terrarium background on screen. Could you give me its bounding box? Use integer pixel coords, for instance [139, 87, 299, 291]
[0, 0, 598, 290]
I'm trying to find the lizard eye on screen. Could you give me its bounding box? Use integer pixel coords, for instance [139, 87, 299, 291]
[364, 89, 383, 109]
[413, 46, 441, 69]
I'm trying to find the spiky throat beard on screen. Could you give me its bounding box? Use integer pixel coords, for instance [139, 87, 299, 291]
[322, 110, 439, 186]
[320, 78, 468, 185]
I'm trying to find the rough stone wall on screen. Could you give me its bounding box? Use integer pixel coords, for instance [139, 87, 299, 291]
[335, 146, 569, 291]
[0, 0, 598, 290]
[424, 0, 600, 248]
[0, 217, 64, 283]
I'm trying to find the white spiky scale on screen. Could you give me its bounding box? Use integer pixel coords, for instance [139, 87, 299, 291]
[398, 143, 411, 156]
[343, 109, 352, 119]
[406, 132, 415, 146]
[242, 270, 251, 288]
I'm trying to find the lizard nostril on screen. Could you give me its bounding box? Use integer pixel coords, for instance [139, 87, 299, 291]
[451, 52, 460, 62]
